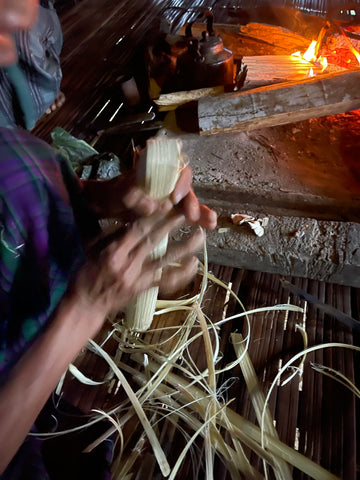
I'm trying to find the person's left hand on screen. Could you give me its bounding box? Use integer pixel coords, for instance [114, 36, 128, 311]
[72, 201, 205, 328]
[83, 165, 217, 230]
[123, 164, 217, 229]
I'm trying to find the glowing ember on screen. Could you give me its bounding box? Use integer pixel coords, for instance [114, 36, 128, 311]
[343, 35, 360, 65]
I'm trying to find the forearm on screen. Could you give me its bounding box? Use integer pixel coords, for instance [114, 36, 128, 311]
[0, 292, 105, 473]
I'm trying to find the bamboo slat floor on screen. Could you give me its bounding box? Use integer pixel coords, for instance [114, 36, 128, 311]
[33, 0, 162, 145]
[54, 266, 359, 480]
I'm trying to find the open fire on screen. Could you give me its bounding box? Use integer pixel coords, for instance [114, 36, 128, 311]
[292, 39, 328, 73]
[292, 20, 360, 74]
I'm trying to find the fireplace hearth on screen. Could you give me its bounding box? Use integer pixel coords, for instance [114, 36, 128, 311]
[33, 1, 360, 286]
[145, 13, 360, 287]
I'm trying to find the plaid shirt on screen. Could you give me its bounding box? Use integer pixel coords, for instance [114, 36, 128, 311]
[0, 127, 87, 381]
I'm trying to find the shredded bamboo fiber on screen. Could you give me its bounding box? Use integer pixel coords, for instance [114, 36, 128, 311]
[44, 253, 359, 480]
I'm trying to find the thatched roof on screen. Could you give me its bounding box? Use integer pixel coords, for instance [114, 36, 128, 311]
[160, 0, 360, 31]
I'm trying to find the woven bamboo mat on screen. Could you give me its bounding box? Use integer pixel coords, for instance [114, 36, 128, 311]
[60, 266, 359, 479]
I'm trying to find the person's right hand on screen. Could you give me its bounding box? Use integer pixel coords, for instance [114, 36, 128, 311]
[0, 0, 39, 65]
[71, 201, 205, 336]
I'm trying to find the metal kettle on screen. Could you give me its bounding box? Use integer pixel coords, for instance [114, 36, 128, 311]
[175, 12, 234, 91]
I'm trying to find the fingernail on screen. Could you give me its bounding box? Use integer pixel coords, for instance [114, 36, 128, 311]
[123, 188, 139, 208]
[208, 211, 217, 229]
[138, 197, 155, 215]
[173, 192, 182, 204]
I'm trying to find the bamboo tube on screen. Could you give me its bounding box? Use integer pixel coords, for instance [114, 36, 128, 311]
[124, 137, 183, 332]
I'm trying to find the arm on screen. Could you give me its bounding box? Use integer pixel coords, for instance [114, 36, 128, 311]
[0, 202, 204, 473]
[0, 291, 105, 474]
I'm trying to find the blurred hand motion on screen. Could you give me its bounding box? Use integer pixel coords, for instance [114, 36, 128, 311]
[73, 201, 205, 320]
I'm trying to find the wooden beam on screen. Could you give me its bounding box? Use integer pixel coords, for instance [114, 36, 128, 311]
[154, 86, 225, 112]
[197, 69, 360, 135]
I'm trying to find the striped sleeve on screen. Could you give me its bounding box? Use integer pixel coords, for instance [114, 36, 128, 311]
[0, 128, 86, 379]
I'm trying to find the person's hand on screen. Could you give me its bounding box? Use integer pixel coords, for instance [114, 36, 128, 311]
[121, 164, 217, 229]
[0, 0, 39, 65]
[83, 164, 217, 230]
[71, 201, 204, 333]
[132, 147, 217, 229]
[170, 164, 217, 230]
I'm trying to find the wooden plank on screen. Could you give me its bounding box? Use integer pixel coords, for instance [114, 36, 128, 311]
[334, 284, 356, 480]
[154, 55, 320, 112]
[239, 271, 265, 470]
[321, 283, 334, 474]
[296, 279, 324, 479]
[197, 69, 360, 135]
[312, 279, 325, 470]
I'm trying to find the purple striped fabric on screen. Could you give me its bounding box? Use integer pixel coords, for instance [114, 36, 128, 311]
[0, 127, 110, 480]
[0, 127, 88, 381]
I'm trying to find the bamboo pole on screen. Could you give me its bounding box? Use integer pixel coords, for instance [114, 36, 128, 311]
[124, 137, 182, 332]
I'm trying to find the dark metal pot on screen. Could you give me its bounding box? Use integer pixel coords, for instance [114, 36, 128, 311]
[175, 14, 234, 90]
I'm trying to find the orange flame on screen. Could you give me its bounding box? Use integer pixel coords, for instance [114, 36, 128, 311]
[292, 40, 328, 72]
[320, 56, 328, 70]
[303, 40, 317, 62]
[292, 23, 360, 70]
